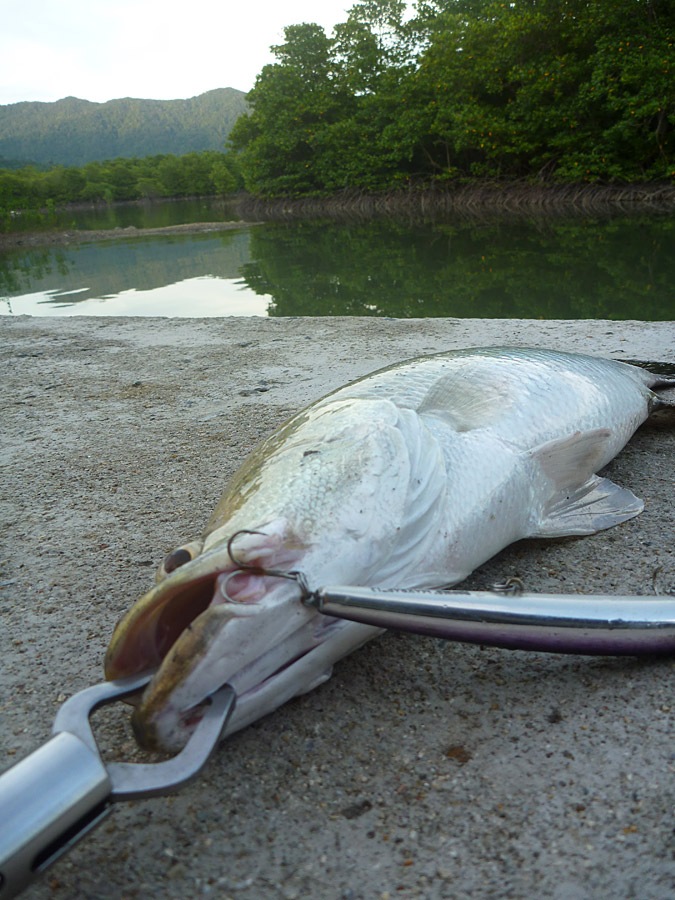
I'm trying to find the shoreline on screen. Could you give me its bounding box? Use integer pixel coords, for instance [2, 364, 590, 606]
[0, 219, 257, 250]
[238, 182, 675, 222]
[2, 182, 674, 250]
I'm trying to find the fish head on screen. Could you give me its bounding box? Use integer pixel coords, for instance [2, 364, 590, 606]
[105, 398, 413, 751]
[105, 521, 318, 752]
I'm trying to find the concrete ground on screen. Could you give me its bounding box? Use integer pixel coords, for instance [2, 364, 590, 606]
[1, 316, 674, 900]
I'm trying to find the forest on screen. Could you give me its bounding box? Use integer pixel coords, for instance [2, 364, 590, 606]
[229, 0, 674, 195]
[0, 151, 242, 228]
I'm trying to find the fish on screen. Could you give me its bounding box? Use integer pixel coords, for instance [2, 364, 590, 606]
[104, 347, 675, 751]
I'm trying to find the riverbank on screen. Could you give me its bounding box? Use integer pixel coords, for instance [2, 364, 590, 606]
[3, 182, 674, 252]
[2, 315, 674, 900]
[0, 219, 257, 251]
[239, 182, 675, 222]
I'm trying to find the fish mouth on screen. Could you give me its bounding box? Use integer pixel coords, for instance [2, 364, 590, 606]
[104, 570, 218, 682]
[128, 600, 329, 752]
[104, 537, 318, 752]
[105, 524, 306, 681]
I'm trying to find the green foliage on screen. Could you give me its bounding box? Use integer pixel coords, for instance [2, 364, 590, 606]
[0, 89, 248, 167]
[230, 0, 675, 196]
[0, 151, 243, 231]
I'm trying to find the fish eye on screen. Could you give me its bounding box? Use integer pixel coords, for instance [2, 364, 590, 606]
[163, 547, 193, 573]
[156, 540, 204, 583]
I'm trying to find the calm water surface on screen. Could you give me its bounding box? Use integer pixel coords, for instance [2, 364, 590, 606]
[1, 209, 673, 318]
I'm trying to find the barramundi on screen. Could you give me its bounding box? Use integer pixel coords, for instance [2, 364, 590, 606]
[105, 348, 674, 751]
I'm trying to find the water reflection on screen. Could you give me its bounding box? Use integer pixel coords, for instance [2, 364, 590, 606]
[8, 197, 242, 234]
[241, 217, 675, 319]
[2, 280, 270, 317]
[1, 215, 673, 318]
[0, 246, 72, 298]
[1, 229, 270, 316]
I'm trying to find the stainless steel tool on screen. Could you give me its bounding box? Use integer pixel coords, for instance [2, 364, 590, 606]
[0, 674, 236, 900]
[305, 585, 675, 655]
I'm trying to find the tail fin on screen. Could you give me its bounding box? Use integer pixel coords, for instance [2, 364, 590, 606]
[649, 368, 675, 411]
[621, 359, 675, 411]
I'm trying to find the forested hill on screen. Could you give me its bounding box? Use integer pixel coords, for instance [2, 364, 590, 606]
[0, 88, 248, 167]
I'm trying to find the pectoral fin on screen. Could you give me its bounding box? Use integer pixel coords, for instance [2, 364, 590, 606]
[532, 427, 613, 489]
[529, 428, 643, 537]
[533, 475, 643, 537]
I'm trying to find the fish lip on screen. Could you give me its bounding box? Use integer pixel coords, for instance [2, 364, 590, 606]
[104, 568, 220, 681]
[104, 564, 294, 683]
[131, 690, 213, 752]
[105, 536, 313, 750]
[104, 537, 258, 682]
[105, 524, 304, 682]
[130, 624, 322, 751]
[107, 578, 242, 750]
[127, 578, 319, 751]
[129, 637, 318, 752]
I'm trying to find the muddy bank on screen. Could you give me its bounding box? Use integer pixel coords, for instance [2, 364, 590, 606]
[1, 316, 674, 900]
[0, 220, 258, 251]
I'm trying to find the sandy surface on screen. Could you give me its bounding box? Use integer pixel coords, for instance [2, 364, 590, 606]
[1, 316, 674, 900]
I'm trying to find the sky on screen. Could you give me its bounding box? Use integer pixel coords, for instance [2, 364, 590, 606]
[0, 0, 357, 106]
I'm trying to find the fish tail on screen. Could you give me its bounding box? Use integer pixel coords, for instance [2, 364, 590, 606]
[622, 360, 675, 411]
[650, 372, 675, 410]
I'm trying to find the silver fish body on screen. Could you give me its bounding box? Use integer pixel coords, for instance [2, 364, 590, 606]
[105, 348, 674, 750]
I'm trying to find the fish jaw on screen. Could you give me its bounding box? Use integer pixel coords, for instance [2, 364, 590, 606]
[104, 517, 389, 752]
[130, 577, 318, 751]
[104, 520, 300, 679]
[104, 521, 320, 747]
[104, 565, 218, 682]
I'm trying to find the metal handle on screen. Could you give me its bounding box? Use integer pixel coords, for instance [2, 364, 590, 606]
[107, 683, 237, 801]
[0, 676, 236, 899]
[308, 586, 675, 655]
[0, 732, 111, 899]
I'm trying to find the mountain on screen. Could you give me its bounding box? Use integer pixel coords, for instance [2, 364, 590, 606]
[0, 89, 249, 167]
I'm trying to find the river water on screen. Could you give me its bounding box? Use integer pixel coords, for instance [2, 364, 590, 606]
[1, 201, 673, 318]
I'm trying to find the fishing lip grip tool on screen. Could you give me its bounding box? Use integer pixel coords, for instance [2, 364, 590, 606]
[0, 674, 236, 900]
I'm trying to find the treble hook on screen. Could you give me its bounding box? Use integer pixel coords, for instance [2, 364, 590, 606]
[490, 576, 525, 596]
[223, 530, 311, 601]
[226, 529, 267, 571]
